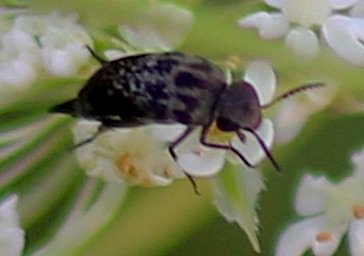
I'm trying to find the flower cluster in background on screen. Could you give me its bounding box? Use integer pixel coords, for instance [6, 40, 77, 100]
[239, 0, 364, 65]
[276, 148, 364, 256]
[0, 11, 92, 91]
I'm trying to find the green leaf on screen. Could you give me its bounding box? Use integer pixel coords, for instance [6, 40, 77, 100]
[213, 162, 266, 253]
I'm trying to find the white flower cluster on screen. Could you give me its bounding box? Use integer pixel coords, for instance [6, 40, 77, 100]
[119, 3, 194, 51]
[72, 61, 276, 186]
[239, 0, 364, 65]
[71, 61, 278, 252]
[276, 148, 364, 256]
[0, 11, 92, 91]
[72, 121, 184, 187]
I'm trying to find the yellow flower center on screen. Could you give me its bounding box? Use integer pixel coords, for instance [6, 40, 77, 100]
[115, 154, 140, 182]
[114, 153, 174, 186]
[315, 231, 333, 242]
[205, 122, 235, 144]
[353, 204, 364, 219]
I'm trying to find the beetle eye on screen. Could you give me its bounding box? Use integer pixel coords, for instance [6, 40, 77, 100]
[216, 117, 240, 131]
[216, 81, 262, 131]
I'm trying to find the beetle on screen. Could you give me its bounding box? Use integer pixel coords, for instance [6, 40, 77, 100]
[51, 47, 323, 190]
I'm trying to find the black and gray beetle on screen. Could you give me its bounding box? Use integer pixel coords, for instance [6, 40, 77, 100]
[51, 47, 323, 185]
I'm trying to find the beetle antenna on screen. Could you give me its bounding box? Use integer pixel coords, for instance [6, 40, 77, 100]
[86, 45, 107, 64]
[238, 129, 281, 171]
[261, 82, 325, 109]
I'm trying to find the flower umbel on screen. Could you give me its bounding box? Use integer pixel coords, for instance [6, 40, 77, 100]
[72, 121, 183, 187]
[2, 1, 359, 255]
[0, 11, 92, 91]
[239, 0, 364, 65]
[276, 148, 364, 256]
[0, 2, 193, 255]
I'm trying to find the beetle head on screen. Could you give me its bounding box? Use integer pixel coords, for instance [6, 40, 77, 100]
[216, 81, 262, 132]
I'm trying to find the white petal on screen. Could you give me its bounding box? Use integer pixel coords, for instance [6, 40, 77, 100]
[285, 27, 319, 59]
[273, 98, 307, 144]
[351, 148, 364, 167]
[244, 61, 277, 106]
[350, 2, 364, 17]
[0, 195, 24, 256]
[5, 28, 38, 51]
[88, 158, 124, 184]
[41, 45, 90, 77]
[351, 148, 364, 178]
[119, 3, 193, 50]
[151, 124, 187, 142]
[276, 217, 321, 256]
[349, 219, 364, 256]
[72, 120, 101, 144]
[178, 148, 226, 177]
[213, 165, 265, 253]
[273, 84, 336, 144]
[275, 216, 343, 256]
[0, 59, 37, 89]
[329, 0, 360, 10]
[231, 118, 274, 166]
[322, 15, 364, 66]
[238, 12, 289, 40]
[295, 174, 333, 216]
[312, 231, 343, 256]
[281, 0, 331, 26]
[41, 49, 73, 76]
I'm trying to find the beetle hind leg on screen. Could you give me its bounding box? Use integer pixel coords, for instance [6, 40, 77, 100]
[70, 125, 108, 151]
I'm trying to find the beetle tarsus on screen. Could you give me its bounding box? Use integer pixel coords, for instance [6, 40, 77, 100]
[240, 129, 281, 172]
[185, 173, 201, 195]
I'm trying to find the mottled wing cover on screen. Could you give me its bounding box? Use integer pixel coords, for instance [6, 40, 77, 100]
[78, 52, 226, 127]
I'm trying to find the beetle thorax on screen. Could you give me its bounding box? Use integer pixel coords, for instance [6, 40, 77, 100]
[215, 81, 262, 132]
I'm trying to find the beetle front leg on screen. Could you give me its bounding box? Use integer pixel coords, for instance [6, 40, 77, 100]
[168, 126, 195, 160]
[199, 126, 258, 169]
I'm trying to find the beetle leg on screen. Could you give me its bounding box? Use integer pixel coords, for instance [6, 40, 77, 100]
[168, 126, 200, 194]
[70, 125, 108, 150]
[199, 126, 258, 169]
[239, 128, 281, 171]
[168, 126, 196, 160]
